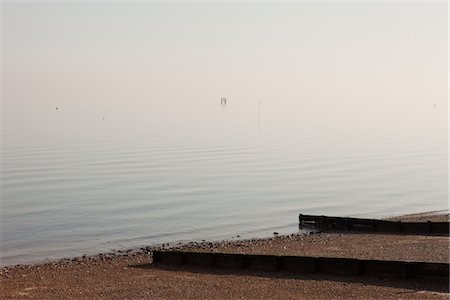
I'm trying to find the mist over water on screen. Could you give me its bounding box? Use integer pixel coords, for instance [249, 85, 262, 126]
[1, 3, 448, 266]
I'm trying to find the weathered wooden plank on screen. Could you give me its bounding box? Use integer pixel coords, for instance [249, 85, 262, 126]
[298, 214, 449, 235]
[152, 251, 449, 280]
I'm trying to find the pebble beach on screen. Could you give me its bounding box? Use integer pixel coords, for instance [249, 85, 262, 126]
[1, 213, 448, 299]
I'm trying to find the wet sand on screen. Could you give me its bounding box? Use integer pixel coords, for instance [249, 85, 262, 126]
[1, 213, 449, 299]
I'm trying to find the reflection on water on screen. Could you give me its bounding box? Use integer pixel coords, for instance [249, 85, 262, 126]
[1, 100, 447, 266]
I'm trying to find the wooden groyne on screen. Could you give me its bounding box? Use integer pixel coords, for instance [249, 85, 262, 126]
[298, 214, 449, 235]
[153, 251, 449, 280]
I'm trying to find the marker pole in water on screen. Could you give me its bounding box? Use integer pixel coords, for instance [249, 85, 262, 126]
[258, 101, 261, 135]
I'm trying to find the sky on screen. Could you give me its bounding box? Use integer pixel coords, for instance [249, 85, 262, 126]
[1, 2, 448, 140]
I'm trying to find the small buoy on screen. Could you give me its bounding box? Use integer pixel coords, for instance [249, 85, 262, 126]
[56, 107, 58, 110]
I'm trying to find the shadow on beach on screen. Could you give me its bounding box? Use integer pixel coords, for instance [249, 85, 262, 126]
[131, 262, 449, 294]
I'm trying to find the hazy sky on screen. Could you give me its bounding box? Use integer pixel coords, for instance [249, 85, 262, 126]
[1, 2, 448, 140]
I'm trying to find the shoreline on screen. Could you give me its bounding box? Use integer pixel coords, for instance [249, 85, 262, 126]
[0, 209, 450, 270]
[2, 211, 448, 269]
[1, 212, 449, 299]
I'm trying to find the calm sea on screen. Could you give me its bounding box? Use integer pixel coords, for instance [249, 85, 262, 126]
[1, 99, 447, 266]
